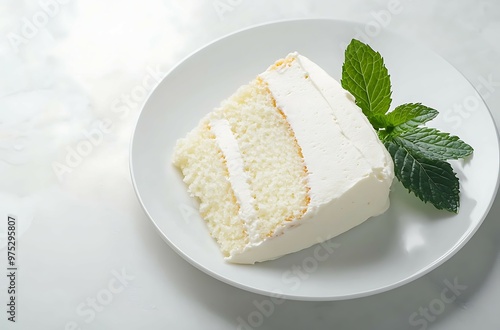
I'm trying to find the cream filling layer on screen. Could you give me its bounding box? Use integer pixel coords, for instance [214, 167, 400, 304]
[209, 119, 260, 247]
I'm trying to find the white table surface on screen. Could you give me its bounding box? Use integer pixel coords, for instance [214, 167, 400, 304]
[1, 0, 499, 329]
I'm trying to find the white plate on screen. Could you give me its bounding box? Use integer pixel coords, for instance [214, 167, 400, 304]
[130, 19, 499, 300]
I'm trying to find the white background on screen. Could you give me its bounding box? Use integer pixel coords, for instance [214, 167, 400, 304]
[0, 0, 499, 329]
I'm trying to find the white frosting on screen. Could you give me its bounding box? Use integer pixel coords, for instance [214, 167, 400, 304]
[210, 119, 260, 244]
[227, 174, 392, 264]
[215, 53, 394, 264]
[297, 54, 393, 180]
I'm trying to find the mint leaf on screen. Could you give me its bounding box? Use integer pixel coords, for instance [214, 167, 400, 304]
[391, 128, 474, 161]
[385, 103, 438, 129]
[384, 140, 460, 213]
[369, 114, 390, 130]
[376, 103, 437, 135]
[341, 39, 392, 121]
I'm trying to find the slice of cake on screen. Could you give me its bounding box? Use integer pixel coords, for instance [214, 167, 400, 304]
[172, 52, 394, 264]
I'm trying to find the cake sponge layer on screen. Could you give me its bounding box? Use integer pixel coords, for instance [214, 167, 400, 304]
[217, 79, 309, 242]
[173, 120, 248, 257]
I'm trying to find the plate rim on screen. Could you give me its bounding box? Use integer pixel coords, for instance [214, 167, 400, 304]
[129, 17, 500, 301]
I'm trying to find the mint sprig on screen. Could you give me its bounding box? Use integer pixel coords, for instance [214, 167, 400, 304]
[341, 39, 473, 213]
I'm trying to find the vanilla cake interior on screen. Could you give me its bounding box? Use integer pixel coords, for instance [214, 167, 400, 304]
[172, 53, 394, 264]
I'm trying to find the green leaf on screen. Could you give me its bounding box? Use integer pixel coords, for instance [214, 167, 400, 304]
[384, 139, 460, 213]
[392, 127, 474, 160]
[341, 39, 392, 120]
[369, 113, 390, 130]
[385, 103, 438, 129]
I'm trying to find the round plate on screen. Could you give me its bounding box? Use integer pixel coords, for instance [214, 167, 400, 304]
[130, 19, 499, 300]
